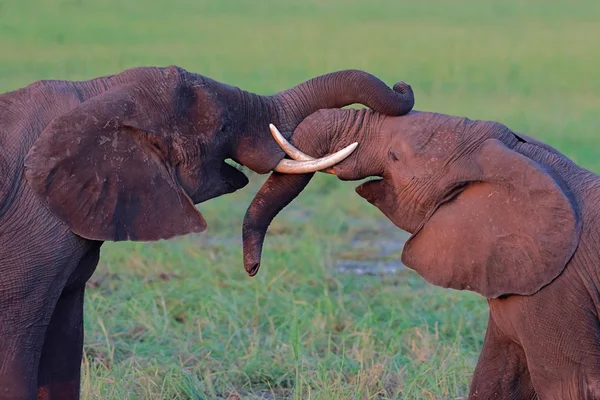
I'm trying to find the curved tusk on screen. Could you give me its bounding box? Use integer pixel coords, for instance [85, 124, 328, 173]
[273, 142, 358, 174]
[269, 123, 340, 174]
[269, 123, 314, 161]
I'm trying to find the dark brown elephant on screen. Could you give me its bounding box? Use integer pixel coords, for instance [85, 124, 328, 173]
[243, 108, 600, 399]
[0, 66, 414, 400]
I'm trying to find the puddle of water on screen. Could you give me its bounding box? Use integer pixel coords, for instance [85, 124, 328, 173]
[333, 217, 411, 276]
[185, 206, 412, 278]
[334, 259, 405, 276]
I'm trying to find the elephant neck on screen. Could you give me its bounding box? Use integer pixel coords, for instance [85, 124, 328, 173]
[222, 85, 286, 174]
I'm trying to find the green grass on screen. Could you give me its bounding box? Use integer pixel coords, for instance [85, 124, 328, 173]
[2, 0, 599, 398]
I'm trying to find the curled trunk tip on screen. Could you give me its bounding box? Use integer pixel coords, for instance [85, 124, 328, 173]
[242, 224, 266, 276]
[242, 173, 313, 276]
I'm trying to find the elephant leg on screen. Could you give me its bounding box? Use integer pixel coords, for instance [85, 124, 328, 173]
[531, 373, 600, 400]
[36, 287, 85, 400]
[0, 281, 62, 400]
[37, 243, 100, 400]
[0, 227, 96, 400]
[469, 315, 537, 400]
[523, 337, 600, 399]
[498, 269, 600, 400]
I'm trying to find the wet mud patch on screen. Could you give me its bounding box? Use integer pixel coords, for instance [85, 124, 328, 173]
[333, 217, 410, 276]
[187, 203, 411, 279]
[334, 259, 405, 276]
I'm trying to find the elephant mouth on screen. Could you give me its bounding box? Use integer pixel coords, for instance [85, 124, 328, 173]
[186, 161, 249, 204]
[221, 160, 250, 191]
[355, 178, 384, 204]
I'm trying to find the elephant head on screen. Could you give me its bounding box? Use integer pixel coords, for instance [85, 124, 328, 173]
[22, 66, 414, 242]
[242, 108, 583, 299]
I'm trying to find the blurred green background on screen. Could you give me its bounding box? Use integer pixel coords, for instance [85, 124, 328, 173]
[2, 0, 598, 398]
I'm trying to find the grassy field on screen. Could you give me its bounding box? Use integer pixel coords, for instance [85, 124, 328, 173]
[2, 0, 599, 398]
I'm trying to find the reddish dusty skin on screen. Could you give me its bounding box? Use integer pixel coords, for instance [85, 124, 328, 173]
[242, 107, 600, 399]
[242, 82, 413, 276]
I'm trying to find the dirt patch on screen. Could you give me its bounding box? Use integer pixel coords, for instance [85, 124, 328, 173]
[333, 217, 410, 276]
[334, 259, 405, 276]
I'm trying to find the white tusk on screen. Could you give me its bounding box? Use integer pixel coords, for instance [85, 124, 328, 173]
[269, 123, 343, 174]
[269, 123, 314, 161]
[273, 142, 358, 174]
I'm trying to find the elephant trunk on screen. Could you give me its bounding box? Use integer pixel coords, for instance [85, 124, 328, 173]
[232, 71, 413, 174]
[242, 108, 386, 276]
[242, 173, 314, 276]
[274, 70, 414, 125]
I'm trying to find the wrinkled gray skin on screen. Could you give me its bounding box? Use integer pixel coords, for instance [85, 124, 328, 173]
[244, 108, 600, 399]
[0, 66, 414, 400]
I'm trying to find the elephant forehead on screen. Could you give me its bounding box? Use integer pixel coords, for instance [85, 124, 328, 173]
[397, 112, 483, 151]
[172, 82, 224, 136]
[407, 127, 471, 158]
[389, 134, 455, 179]
[388, 114, 504, 179]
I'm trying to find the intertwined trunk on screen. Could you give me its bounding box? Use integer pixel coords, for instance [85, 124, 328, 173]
[231, 70, 414, 174]
[212, 70, 414, 275]
[241, 108, 388, 276]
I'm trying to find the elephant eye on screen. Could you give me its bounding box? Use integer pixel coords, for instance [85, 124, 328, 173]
[218, 118, 231, 135]
[148, 138, 163, 152]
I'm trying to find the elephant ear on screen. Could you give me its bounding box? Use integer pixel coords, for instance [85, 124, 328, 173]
[402, 138, 581, 298]
[24, 85, 207, 242]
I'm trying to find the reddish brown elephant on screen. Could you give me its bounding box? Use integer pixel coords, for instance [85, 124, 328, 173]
[243, 108, 600, 399]
[0, 66, 414, 400]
